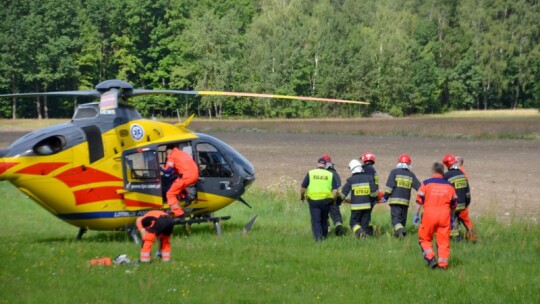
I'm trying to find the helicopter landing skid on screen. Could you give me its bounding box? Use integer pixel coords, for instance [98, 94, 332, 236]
[76, 227, 88, 240]
[173, 215, 231, 236]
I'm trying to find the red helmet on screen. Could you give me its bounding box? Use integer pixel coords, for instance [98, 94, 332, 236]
[361, 152, 375, 164]
[321, 154, 332, 163]
[397, 154, 412, 164]
[442, 153, 457, 168]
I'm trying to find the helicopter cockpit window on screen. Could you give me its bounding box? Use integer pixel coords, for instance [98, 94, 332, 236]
[124, 150, 160, 185]
[196, 143, 233, 178]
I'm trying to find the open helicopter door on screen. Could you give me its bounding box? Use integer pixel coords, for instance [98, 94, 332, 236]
[121, 146, 163, 210]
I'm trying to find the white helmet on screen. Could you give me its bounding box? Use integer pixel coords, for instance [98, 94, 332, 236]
[349, 159, 363, 174]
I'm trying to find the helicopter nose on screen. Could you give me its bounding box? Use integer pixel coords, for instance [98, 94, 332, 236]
[242, 173, 255, 188]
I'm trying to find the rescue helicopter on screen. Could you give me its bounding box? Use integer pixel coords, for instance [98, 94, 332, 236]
[0, 79, 367, 241]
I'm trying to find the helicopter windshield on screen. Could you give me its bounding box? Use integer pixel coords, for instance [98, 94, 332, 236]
[196, 134, 255, 177]
[196, 143, 233, 178]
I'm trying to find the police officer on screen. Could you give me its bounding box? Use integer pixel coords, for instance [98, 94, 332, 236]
[383, 154, 421, 239]
[321, 154, 344, 236]
[300, 157, 338, 241]
[415, 162, 457, 269]
[340, 159, 378, 239]
[443, 153, 476, 242]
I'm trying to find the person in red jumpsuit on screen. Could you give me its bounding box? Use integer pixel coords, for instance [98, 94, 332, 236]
[415, 162, 457, 269]
[136, 210, 174, 263]
[161, 144, 199, 217]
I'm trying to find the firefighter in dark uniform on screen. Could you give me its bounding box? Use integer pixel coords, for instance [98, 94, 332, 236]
[321, 154, 344, 236]
[300, 157, 338, 241]
[383, 154, 421, 239]
[361, 151, 379, 189]
[360, 151, 380, 235]
[442, 153, 476, 241]
[340, 159, 378, 239]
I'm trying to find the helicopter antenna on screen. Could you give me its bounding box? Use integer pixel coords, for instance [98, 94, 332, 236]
[176, 113, 196, 128]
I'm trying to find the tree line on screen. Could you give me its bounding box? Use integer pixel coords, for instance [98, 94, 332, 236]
[0, 0, 538, 119]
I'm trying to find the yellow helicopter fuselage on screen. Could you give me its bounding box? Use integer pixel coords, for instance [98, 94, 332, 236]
[0, 103, 255, 231]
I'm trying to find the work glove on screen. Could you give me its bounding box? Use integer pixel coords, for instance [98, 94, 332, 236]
[300, 194, 305, 202]
[381, 197, 387, 203]
[413, 212, 420, 228]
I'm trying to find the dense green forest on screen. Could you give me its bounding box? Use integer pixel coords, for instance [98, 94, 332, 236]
[0, 0, 538, 119]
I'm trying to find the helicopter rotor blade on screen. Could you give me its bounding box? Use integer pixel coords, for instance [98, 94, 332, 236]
[0, 91, 101, 99]
[130, 89, 368, 105]
[1, 82, 369, 105]
[198, 91, 369, 105]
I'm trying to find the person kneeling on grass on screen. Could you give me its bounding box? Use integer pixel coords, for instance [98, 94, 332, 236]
[136, 210, 175, 263]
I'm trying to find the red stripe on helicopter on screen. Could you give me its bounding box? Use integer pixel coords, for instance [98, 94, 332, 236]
[0, 162, 19, 175]
[16, 162, 68, 176]
[73, 186, 123, 205]
[124, 199, 162, 208]
[56, 167, 122, 187]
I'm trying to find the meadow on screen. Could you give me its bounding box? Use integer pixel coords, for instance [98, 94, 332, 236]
[0, 182, 539, 303]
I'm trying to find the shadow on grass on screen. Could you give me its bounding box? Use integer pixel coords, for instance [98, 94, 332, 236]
[34, 217, 254, 244]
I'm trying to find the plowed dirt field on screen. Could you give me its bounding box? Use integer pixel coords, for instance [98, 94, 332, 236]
[2, 116, 539, 223]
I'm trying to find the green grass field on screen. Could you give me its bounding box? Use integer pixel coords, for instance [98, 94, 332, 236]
[0, 182, 538, 303]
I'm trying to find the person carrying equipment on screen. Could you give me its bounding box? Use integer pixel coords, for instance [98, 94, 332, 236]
[340, 159, 378, 239]
[161, 144, 199, 217]
[415, 162, 457, 269]
[383, 154, 421, 239]
[321, 154, 344, 236]
[136, 210, 175, 263]
[443, 154, 476, 242]
[300, 157, 338, 241]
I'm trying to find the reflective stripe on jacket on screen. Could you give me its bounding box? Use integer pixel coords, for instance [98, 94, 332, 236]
[384, 168, 421, 206]
[443, 169, 470, 210]
[340, 173, 377, 210]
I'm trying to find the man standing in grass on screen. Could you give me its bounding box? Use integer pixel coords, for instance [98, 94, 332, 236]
[383, 154, 421, 239]
[443, 154, 476, 242]
[340, 159, 378, 239]
[360, 151, 379, 235]
[300, 157, 338, 241]
[415, 162, 457, 269]
[321, 154, 344, 236]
